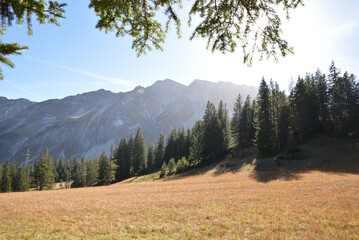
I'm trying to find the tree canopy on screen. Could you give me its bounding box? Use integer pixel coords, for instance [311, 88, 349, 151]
[0, 0, 303, 79]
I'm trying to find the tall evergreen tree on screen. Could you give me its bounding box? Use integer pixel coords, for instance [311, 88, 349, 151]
[239, 95, 254, 147]
[164, 129, 178, 163]
[147, 142, 155, 171]
[98, 150, 109, 185]
[255, 78, 273, 156]
[314, 69, 330, 132]
[231, 93, 242, 151]
[1, 161, 12, 192]
[115, 138, 131, 181]
[189, 120, 204, 165]
[34, 148, 55, 191]
[202, 101, 222, 163]
[154, 134, 165, 169]
[86, 157, 99, 186]
[133, 128, 147, 173]
[217, 101, 231, 157]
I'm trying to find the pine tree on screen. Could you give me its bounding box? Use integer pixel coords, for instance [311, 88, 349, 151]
[15, 166, 30, 192]
[98, 150, 109, 185]
[189, 120, 204, 165]
[147, 143, 155, 171]
[231, 93, 242, 151]
[103, 158, 117, 185]
[329, 61, 345, 135]
[1, 161, 12, 192]
[202, 101, 222, 163]
[79, 157, 87, 187]
[164, 129, 178, 162]
[86, 158, 99, 186]
[290, 77, 308, 143]
[34, 148, 55, 191]
[239, 95, 253, 147]
[314, 69, 330, 132]
[133, 128, 147, 173]
[57, 157, 65, 182]
[114, 138, 130, 181]
[217, 101, 231, 157]
[154, 134, 165, 169]
[126, 134, 135, 176]
[255, 78, 273, 157]
[167, 158, 176, 175]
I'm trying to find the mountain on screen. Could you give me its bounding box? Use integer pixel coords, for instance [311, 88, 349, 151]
[0, 97, 34, 122]
[0, 79, 257, 164]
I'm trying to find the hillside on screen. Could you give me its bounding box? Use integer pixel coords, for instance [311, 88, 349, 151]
[0, 137, 358, 239]
[0, 79, 257, 164]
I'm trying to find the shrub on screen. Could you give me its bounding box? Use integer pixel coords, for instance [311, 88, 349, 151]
[177, 157, 189, 173]
[168, 158, 176, 175]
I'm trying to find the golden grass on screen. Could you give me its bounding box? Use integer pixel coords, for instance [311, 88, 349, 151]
[1, 167, 359, 239]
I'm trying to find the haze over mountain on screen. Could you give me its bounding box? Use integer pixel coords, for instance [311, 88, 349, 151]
[0, 79, 257, 164]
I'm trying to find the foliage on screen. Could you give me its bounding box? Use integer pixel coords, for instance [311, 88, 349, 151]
[89, 0, 303, 64]
[34, 148, 55, 191]
[160, 162, 167, 178]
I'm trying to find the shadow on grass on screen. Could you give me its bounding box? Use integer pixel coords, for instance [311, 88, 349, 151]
[166, 137, 359, 183]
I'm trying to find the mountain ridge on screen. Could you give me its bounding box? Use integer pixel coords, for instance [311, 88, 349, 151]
[0, 79, 257, 164]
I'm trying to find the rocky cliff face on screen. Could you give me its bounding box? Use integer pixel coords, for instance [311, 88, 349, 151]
[0, 79, 257, 164]
[0, 97, 34, 123]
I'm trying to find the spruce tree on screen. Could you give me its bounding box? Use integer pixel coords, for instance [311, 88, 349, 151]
[202, 101, 222, 163]
[1, 161, 12, 192]
[34, 148, 55, 191]
[115, 138, 131, 181]
[133, 128, 147, 173]
[189, 120, 204, 165]
[217, 101, 231, 157]
[147, 143, 155, 171]
[98, 150, 109, 185]
[255, 78, 273, 156]
[86, 158, 99, 186]
[239, 95, 253, 147]
[231, 93, 242, 151]
[154, 134, 165, 169]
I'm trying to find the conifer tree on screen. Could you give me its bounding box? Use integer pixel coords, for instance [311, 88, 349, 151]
[147, 143, 155, 171]
[239, 95, 254, 147]
[103, 158, 117, 185]
[133, 128, 147, 173]
[255, 78, 273, 156]
[86, 158, 99, 186]
[1, 161, 12, 192]
[164, 129, 178, 162]
[315, 69, 330, 132]
[115, 138, 131, 181]
[231, 93, 242, 151]
[98, 150, 109, 185]
[217, 101, 231, 157]
[189, 120, 204, 165]
[15, 166, 30, 192]
[34, 148, 55, 191]
[202, 101, 222, 162]
[154, 134, 165, 169]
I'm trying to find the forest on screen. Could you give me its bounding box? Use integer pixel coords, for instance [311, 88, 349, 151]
[1, 61, 358, 193]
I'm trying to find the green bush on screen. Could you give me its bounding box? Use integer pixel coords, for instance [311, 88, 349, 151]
[177, 157, 189, 173]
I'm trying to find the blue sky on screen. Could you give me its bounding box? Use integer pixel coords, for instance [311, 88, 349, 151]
[1, 0, 359, 101]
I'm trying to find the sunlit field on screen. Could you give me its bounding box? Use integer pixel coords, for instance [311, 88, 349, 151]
[1, 164, 359, 239]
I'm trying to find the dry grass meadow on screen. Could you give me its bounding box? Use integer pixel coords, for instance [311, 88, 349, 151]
[1, 137, 359, 239]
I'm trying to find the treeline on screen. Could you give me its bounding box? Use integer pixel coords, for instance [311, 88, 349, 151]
[1, 61, 358, 193]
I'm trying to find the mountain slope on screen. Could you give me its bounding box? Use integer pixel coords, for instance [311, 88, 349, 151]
[0, 97, 34, 123]
[0, 79, 257, 164]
